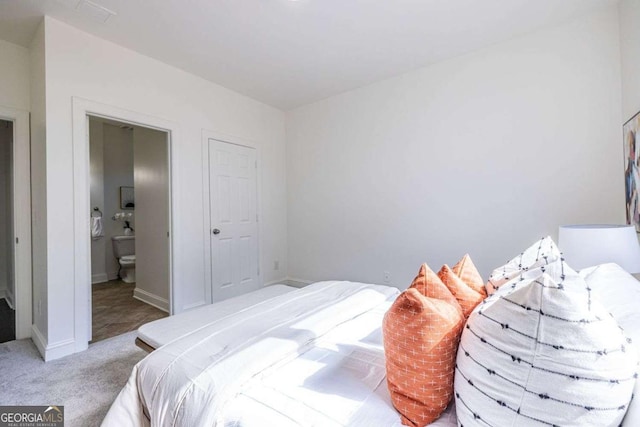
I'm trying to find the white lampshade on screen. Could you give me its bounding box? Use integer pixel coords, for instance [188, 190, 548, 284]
[558, 224, 640, 273]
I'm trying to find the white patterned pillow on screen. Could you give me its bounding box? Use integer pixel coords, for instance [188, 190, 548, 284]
[455, 260, 637, 426]
[486, 236, 563, 295]
[580, 263, 640, 426]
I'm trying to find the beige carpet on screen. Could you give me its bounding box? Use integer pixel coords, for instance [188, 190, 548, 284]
[0, 331, 146, 426]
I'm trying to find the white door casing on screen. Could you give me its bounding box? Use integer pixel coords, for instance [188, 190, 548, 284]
[72, 97, 176, 358]
[209, 139, 259, 301]
[0, 106, 31, 340]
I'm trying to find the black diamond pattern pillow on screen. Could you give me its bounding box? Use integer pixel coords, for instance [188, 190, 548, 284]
[486, 236, 562, 295]
[455, 256, 637, 426]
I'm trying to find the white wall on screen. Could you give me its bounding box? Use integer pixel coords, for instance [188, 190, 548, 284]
[30, 22, 47, 341]
[0, 39, 30, 111]
[620, 0, 640, 122]
[38, 17, 287, 357]
[286, 7, 624, 287]
[133, 126, 170, 311]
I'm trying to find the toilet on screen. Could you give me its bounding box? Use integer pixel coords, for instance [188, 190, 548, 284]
[111, 235, 136, 283]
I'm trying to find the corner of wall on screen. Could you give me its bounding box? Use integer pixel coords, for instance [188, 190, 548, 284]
[30, 324, 46, 359]
[29, 17, 48, 341]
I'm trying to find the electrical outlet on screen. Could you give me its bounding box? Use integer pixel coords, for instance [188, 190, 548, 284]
[383, 271, 391, 283]
[274, 260, 280, 271]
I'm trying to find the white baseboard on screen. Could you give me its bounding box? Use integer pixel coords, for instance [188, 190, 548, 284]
[91, 273, 109, 284]
[264, 277, 313, 288]
[31, 324, 77, 361]
[133, 288, 169, 312]
[45, 339, 77, 361]
[263, 278, 288, 287]
[4, 288, 14, 309]
[92, 271, 120, 283]
[0, 290, 13, 310]
[181, 300, 207, 312]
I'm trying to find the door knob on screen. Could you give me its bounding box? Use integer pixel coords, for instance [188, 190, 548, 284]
[212, 228, 221, 235]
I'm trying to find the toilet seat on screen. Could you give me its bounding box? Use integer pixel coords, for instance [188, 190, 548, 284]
[120, 255, 136, 266]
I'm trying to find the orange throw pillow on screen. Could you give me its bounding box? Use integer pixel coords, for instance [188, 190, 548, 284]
[383, 264, 465, 427]
[438, 264, 484, 318]
[408, 263, 459, 304]
[452, 254, 486, 297]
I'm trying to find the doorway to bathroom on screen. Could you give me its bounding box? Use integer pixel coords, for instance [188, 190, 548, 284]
[0, 119, 15, 343]
[88, 116, 169, 343]
[0, 107, 31, 345]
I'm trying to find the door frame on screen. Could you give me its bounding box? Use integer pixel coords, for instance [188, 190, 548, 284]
[72, 97, 177, 349]
[0, 105, 31, 340]
[201, 129, 263, 306]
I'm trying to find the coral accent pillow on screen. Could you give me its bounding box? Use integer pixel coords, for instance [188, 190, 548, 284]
[438, 264, 484, 318]
[409, 263, 460, 305]
[452, 254, 486, 297]
[383, 265, 464, 427]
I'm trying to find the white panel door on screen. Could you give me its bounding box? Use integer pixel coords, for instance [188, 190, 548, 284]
[209, 139, 259, 301]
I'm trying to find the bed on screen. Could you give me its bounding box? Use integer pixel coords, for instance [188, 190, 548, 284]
[103, 281, 458, 427]
[103, 259, 640, 427]
[135, 284, 297, 351]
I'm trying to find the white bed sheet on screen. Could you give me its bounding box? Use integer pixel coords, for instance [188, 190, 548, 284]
[107, 281, 457, 427]
[221, 296, 457, 427]
[138, 284, 296, 348]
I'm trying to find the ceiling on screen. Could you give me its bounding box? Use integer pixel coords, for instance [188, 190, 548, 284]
[0, 0, 618, 110]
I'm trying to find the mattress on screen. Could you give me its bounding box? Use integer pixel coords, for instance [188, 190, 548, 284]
[104, 281, 457, 426]
[137, 284, 296, 348]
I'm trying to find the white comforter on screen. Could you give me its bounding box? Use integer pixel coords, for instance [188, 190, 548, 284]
[103, 281, 458, 427]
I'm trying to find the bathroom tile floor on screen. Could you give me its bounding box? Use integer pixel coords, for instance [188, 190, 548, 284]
[91, 280, 168, 343]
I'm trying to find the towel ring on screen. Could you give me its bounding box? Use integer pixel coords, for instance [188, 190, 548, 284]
[92, 207, 103, 218]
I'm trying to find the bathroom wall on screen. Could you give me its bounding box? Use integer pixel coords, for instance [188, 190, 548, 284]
[133, 126, 169, 311]
[0, 120, 13, 307]
[103, 123, 134, 278]
[89, 119, 134, 283]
